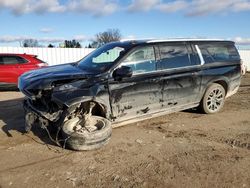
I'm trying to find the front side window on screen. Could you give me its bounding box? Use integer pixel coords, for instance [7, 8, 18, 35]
[198, 43, 240, 63]
[120, 46, 156, 74]
[158, 44, 191, 70]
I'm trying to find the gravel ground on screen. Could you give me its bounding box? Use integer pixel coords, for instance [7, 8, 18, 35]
[0, 74, 250, 188]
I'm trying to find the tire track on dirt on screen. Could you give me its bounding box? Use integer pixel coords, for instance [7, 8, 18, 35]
[0, 152, 73, 174]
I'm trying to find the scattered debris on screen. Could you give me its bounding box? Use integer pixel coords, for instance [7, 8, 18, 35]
[112, 175, 120, 181]
[135, 139, 143, 144]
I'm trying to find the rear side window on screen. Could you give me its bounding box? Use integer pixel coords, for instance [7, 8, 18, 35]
[158, 43, 191, 70]
[198, 43, 240, 64]
[0, 56, 28, 65]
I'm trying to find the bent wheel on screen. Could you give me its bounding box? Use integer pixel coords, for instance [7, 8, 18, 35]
[61, 116, 112, 151]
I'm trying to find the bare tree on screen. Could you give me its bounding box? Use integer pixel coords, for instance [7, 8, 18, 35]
[22, 39, 39, 47]
[91, 29, 121, 47]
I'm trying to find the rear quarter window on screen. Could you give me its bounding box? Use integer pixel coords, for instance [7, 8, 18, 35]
[198, 43, 240, 64]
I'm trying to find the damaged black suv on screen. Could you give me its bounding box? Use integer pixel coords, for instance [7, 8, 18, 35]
[18, 39, 242, 150]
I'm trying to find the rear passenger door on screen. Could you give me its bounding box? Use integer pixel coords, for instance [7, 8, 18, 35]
[157, 42, 202, 108]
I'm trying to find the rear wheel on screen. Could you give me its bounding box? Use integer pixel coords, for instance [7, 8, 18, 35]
[200, 83, 226, 114]
[61, 116, 112, 151]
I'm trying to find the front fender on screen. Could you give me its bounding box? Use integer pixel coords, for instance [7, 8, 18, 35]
[51, 84, 111, 118]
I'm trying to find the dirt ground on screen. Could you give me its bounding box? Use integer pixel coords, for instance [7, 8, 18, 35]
[0, 75, 250, 188]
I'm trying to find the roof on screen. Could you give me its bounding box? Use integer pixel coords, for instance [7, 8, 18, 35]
[0, 53, 36, 56]
[120, 38, 233, 44]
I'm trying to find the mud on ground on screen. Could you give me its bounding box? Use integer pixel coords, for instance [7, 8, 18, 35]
[0, 74, 250, 188]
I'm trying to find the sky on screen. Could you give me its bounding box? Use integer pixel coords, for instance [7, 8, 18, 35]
[0, 0, 250, 48]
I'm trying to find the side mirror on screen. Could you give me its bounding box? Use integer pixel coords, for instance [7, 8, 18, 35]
[113, 66, 133, 80]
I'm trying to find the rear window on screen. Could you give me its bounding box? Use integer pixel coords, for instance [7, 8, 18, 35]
[198, 43, 240, 63]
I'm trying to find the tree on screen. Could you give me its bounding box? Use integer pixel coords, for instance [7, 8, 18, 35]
[48, 44, 54, 48]
[64, 40, 82, 48]
[91, 29, 121, 48]
[22, 39, 39, 47]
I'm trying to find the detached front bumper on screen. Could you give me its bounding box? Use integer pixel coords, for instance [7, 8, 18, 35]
[23, 99, 63, 132]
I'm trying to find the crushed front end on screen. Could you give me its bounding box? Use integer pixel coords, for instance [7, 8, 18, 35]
[18, 63, 93, 133]
[23, 89, 64, 132]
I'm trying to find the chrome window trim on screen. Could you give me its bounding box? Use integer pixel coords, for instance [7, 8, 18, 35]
[130, 64, 201, 76]
[195, 45, 205, 65]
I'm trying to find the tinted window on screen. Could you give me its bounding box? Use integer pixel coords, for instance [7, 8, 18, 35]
[158, 44, 191, 70]
[121, 46, 156, 74]
[198, 43, 240, 63]
[0, 56, 27, 65]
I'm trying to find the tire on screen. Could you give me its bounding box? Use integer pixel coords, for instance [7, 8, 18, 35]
[61, 116, 112, 151]
[200, 83, 226, 114]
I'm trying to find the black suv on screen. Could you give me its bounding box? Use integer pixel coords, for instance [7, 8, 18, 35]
[18, 39, 242, 150]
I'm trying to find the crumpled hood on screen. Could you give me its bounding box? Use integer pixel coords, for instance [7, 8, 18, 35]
[18, 63, 94, 91]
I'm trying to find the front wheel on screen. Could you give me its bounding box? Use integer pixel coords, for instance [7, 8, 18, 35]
[61, 116, 112, 151]
[200, 83, 226, 114]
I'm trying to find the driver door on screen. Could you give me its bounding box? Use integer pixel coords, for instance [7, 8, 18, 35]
[108, 45, 162, 122]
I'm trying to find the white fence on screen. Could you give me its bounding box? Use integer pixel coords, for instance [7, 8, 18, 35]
[0, 47, 249, 71]
[239, 50, 250, 71]
[0, 47, 94, 66]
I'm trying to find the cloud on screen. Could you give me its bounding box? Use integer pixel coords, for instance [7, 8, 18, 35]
[127, 0, 189, 13]
[68, 0, 118, 16]
[0, 0, 250, 16]
[30, 0, 66, 14]
[234, 37, 250, 45]
[156, 1, 188, 13]
[0, 0, 65, 15]
[232, 0, 250, 11]
[187, 0, 239, 16]
[0, 35, 28, 43]
[73, 35, 88, 41]
[128, 0, 159, 12]
[0, 0, 30, 15]
[128, 0, 250, 16]
[0, 35, 89, 43]
[39, 27, 54, 33]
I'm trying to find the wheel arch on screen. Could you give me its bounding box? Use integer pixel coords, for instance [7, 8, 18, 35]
[201, 78, 229, 99]
[67, 99, 110, 119]
[213, 80, 228, 94]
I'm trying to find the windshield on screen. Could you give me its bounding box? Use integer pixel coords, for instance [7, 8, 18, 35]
[78, 43, 129, 73]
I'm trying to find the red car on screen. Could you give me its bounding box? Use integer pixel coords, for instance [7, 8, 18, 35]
[0, 53, 47, 89]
